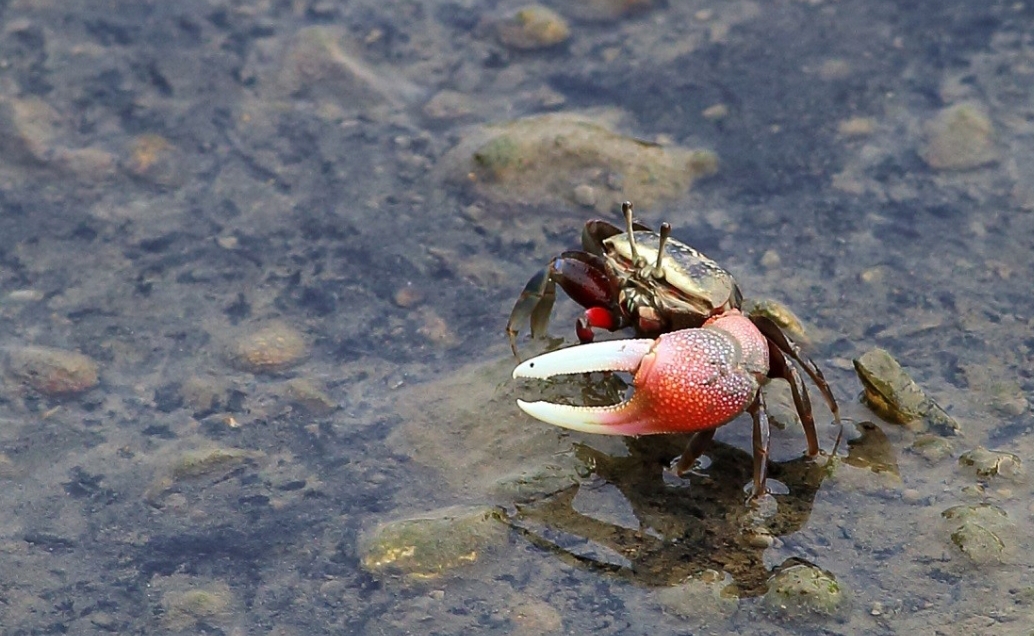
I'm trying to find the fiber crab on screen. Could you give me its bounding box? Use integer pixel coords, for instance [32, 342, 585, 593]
[508, 202, 840, 498]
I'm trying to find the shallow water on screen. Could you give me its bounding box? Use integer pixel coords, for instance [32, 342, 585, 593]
[0, 0, 1031, 634]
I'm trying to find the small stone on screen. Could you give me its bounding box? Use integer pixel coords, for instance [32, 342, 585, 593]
[5, 289, 44, 302]
[818, 59, 851, 81]
[416, 307, 459, 347]
[900, 488, 923, 504]
[359, 506, 507, 579]
[958, 447, 1024, 481]
[762, 562, 846, 619]
[393, 283, 425, 308]
[124, 134, 185, 188]
[423, 90, 475, 122]
[495, 5, 570, 50]
[573, 183, 597, 207]
[920, 102, 997, 171]
[853, 347, 961, 435]
[159, 580, 234, 630]
[8, 346, 99, 396]
[169, 447, 261, 481]
[229, 322, 308, 373]
[747, 530, 775, 549]
[441, 111, 718, 214]
[284, 378, 337, 414]
[702, 103, 729, 120]
[942, 504, 1012, 565]
[759, 249, 781, 270]
[909, 434, 954, 463]
[838, 117, 876, 137]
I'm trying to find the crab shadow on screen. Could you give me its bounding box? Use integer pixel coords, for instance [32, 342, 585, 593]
[508, 424, 892, 596]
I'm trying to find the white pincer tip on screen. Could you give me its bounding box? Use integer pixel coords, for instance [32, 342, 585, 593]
[512, 338, 653, 380]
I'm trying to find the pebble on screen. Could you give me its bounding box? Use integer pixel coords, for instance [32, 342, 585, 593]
[8, 345, 99, 396]
[838, 117, 876, 137]
[920, 102, 997, 170]
[393, 283, 425, 308]
[759, 249, 781, 270]
[573, 183, 597, 207]
[495, 5, 570, 50]
[702, 103, 729, 120]
[124, 134, 185, 188]
[229, 322, 308, 373]
[900, 488, 923, 504]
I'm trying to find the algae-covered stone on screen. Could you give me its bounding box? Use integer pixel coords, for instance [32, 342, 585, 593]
[170, 447, 262, 480]
[124, 134, 185, 188]
[958, 447, 1024, 481]
[762, 562, 847, 619]
[8, 345, 99, 396]
[440, 111, 717, 214]
[852, 347, 960, 435]
[154, 576, 235, 631]
[920, 102, 997, 171]
[229, 322, 308, 373]
[942, 503, 1013, 566]
[494, 5, 570, 50]
[359, 506, 508, 579]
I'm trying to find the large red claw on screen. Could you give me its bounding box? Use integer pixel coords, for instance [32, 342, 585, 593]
[513, 313, 769, 437]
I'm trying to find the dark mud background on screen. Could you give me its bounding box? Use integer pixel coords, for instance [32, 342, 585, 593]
[0, 0, 1031, 634]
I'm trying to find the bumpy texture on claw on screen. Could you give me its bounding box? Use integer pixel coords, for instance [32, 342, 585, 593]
[514, 313, 769, 437]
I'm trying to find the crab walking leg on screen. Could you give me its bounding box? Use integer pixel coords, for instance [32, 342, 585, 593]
[514, 314, 770, 439]
[749, 391, 771, 497]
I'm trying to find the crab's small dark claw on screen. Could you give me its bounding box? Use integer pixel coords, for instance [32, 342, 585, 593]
[507, 267, 556, 356]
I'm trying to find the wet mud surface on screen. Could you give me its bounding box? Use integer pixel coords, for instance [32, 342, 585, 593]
[0, 0, 1032, 634]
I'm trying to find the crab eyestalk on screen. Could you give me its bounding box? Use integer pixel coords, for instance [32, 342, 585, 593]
[651, 222, 671, 280]
[621, 201, 642, 266]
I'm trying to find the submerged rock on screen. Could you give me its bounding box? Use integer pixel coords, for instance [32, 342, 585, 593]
[439, 110, 717, 214]
[909, 434, 955, 463]
[655, 569, 740, 622]
[359, 506, 508, 579]
[958, 447, 1024, 482]
[761, 561, 847, 620]
[389, 356, 596, 499]
[252, 26, 424, 111]
[228, 322, 308, 373]
[920, 102, 997, 171]
[852, 348, 960, 435]
[493, 5, 571, 50]
[942, 503, 1013, 566]
[7, 345, 99, 396]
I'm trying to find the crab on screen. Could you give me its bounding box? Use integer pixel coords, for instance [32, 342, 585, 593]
[508, 202, 840, 498]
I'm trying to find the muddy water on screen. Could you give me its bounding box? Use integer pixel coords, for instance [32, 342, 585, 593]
[0, 1, 1031, 634]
